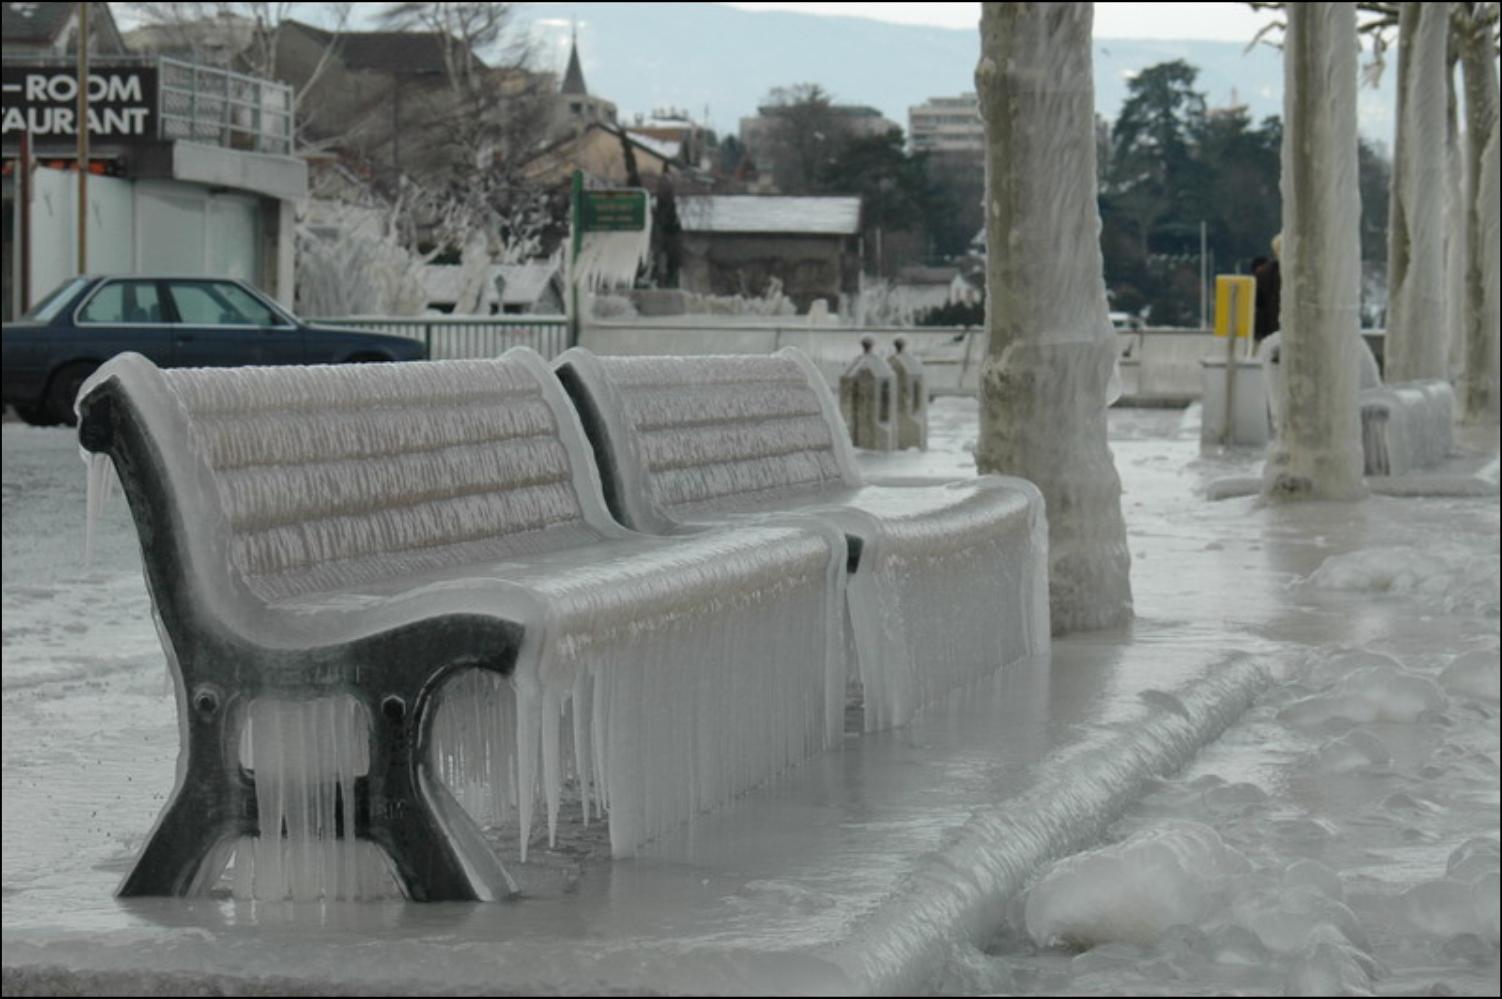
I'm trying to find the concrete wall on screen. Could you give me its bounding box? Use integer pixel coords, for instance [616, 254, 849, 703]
[1115, 330, 1220, 403]
[580, 320, 983, 393]
[28, 167, 133, 302]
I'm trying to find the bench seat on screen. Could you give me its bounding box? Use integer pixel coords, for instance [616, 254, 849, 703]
[76, 349, 846, 902]
[555, 348, 1051, 732]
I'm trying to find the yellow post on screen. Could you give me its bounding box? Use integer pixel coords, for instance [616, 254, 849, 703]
[1214, 275, 1256, 345]
[1214, 275, 1256, 446]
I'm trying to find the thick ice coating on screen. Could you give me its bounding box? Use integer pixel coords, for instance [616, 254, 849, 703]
[973, 1, 1133, 632]
[1359, 379, 1455, 476]
[1384, 2, 1451, 383]
[1024, 821, 1251, 948]
[1263, 3, 1366, 499]
[75, 348, 847, 898]
[553, 347, 1050, 733]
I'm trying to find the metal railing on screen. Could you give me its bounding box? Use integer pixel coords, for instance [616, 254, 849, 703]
[157, 57, 293, 156]
[319, 316, 571, 361]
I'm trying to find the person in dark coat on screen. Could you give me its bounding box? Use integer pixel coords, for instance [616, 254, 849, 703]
[1253, 235, 1282, 343]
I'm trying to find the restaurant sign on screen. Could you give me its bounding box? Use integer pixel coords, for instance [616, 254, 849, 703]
[1, 66, 158, 143]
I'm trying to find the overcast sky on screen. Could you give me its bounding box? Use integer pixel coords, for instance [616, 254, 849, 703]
[115, 3, 1282, 44]
[723, 3, 1279, 41]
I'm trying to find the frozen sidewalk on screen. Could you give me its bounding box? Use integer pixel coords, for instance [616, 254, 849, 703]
[3, 403, 1498, 995]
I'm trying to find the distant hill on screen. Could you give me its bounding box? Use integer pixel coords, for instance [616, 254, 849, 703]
[517, 3, 1396, 145]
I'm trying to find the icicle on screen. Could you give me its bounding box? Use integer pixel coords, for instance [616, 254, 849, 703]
[572, 670, 593, 825]
[232, 695, 389, 901]
[542, 686, 562, 849]
[82, 451, 115, 567]
[573, 221, 652, 293]
[514, 675, 540, 864]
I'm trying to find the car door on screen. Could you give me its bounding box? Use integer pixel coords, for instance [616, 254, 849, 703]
[72, 279, 176, 367]
[163, 279, 306, 367]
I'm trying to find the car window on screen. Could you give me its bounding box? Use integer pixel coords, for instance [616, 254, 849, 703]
[166, 281, 282, 326]
[78, 281, 166, 324]
[22, 277, 89, 322]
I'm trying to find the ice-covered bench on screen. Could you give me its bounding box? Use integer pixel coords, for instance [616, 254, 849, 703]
[553, 347, 1050, 732]
[75, 349, 846, 902]
[1359, 380, 1455, 477]
[1259, 333, 1453, 475]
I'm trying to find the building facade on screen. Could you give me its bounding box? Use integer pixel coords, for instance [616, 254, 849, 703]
[676, 194, 862, 314]
[3, 5, 306, 319]
[907, 93, 984, 155]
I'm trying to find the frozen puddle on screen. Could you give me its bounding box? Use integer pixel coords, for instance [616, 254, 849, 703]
[4, 405, 1499, 995]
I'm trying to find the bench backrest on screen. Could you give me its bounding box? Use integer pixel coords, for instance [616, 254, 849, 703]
[79, 349, 616, 608]
[554, 348, 861, 533]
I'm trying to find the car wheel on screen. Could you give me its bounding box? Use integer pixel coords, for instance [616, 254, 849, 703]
[44, 362, 99, 428]
[14, 404, 58, 427]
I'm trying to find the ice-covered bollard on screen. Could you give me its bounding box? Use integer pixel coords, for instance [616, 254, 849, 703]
[888, 337, 929, 450]
[840, 336, 897, 451]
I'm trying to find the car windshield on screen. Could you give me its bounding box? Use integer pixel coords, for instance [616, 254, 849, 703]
[20, 278, 89, 322]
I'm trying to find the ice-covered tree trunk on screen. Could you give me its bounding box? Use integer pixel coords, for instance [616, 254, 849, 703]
[1263, 2, 1367, 501]
[453, 231, 492, 316]
[1475, 126, 1501, 421]
[974, 2, 1132, 633]
[1444, 64, 1468, 384]
[1459, 29, 1501, 420]
[1384, 2, 1451, 384]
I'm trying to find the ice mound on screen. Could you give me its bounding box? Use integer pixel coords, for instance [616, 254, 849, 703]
[1305, 545, 1501, 617]
[1438, 649, 1501, 702]
[1229, 883, 1368, 954]
[1280, 930, 1375, 997]
[1200, 780, 1269, 817]
[1277, 664, 1446, 728]
[1282, 858, 1346, 902]
[1303, 648, 1404, 689]
[1446, 838, 1501, 881]
[1024, 821, 1249, 948]
[1401, 875, 1500, 943]
[1314, 729, 1392, 773]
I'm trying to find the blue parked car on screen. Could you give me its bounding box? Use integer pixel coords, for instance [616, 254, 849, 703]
[3, 276, 427, 426]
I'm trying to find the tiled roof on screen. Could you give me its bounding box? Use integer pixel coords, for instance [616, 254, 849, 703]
[284, 20, 476, 76]
[2, 2, 72, 43]
[677, 195, 861, 235]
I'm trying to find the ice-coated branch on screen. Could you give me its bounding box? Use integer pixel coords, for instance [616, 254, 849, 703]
[975, 2, 1132, 633]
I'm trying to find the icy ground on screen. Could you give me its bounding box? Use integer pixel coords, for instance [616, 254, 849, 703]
[3, 400, 1498, 996]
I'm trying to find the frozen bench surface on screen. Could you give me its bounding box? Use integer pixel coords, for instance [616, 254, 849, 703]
[1360, 380, 1454, 477]
[555, 347, 1050, 731]
[75, 349, 845, 902]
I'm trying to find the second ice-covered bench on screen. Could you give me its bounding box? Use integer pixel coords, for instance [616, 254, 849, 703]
[1259, 332, 1454, 475]
[1359, 380, 1455, 477]
[76, 349, 846, 902]
[554, 347, 1050, 731]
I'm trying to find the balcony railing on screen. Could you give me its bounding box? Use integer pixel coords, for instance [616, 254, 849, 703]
[157, 57, 293, 156]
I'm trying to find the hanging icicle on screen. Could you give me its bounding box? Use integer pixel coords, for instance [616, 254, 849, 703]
[573, 224, 653, 293]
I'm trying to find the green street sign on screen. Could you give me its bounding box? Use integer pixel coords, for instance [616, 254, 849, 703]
[580, 189, 648, 232]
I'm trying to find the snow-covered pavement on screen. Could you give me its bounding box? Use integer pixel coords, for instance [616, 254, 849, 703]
[3, 401, 1497, 995]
